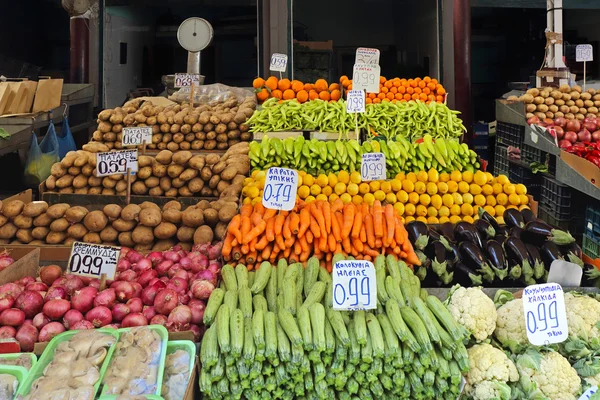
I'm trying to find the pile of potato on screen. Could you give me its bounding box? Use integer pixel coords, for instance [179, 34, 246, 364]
[44, 142, 249, 199]
[0, 197, 237, 251]
[510, 84, 600, 121]
[92, 97, 256, 151]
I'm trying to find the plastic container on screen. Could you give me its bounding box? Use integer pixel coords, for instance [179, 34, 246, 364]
[98, 395, 164, 400]
[540, 175, 584, 220]
[0, 353, 37, 371]
[16, 328, 120, 398]
[494, 144, 509, 177]
[520, 144, 556, 176]
[496, 121, 525, 148]
[508, 162, 543, 199]
[538, 205, 585, 237]
[586, 202, 600, 237]
[0, 364, 28, 397]
[583, 234, 600, 260]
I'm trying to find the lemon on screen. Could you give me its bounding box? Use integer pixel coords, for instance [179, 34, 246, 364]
[391, 179, 402, 192]
[305, 195, 315, 203]
[484, 205, 496, 216]
[340, 193, 352, 204]
[408, 192, 420, 204]
[322, 186, 333, 196]
[251, 197, 262, 205]
[492, 183, 503, 195]
[243, 177, 254, 186]
[350, 171, 362, 184]
[337, 170, 350, 184]
[416, 205, 428, 217]
[452, 192, 464, 205]
[369, 181, 381, 192]
[438, 206, 450, 217]
[473, 208, 480, 220]
[316, 194, 328, 202]
[462, 171, 474, 184]
[402, 180, 415, 193]
[450, 204, 461, 216]
[415, 182, 427, 194]
[469, 184, 482, 195]
[463, 215, 474, 223]
[427, 206, 438, 217]
[485, 172, 494, 184]
[458, 181, 470, 194]
[462, 193, 473, 205]
[440, 172, 450, 182]
[329, 193, 339, 202]
[496, 216, 505, 225]
[503, 183, 516, 195]
[395, 172, 406, 181]
[406, 172, 418, 183]
[298, 170, 306, 177]
[417, 216, 428, 223]
[251, 170, 260, 178]
[363, 193, 375, 205]
[427, 216, 440, 224]
[506, 205, 518, 210]
[439, 216, 450, 223]
[246, 186, 260, 199]
[496, 193, 508, 206]
[381, 181, 392, 194]
[334, 182, 347, 195]
[359, 183, 370, 194]
[486, 195, 497, 207]
[449, 215, 462, 223]
[310, 184, 321, 196]
[428, 169, 440, 183]
[447, 181, 459, 193]
[347, 183, 359, 196]
[352, 195, 363, 205]
[394, 202, 405, 215]
[516, 184, 527, 195]
[474, 194, 486, 207]
[474, 170, 487, 186]
[437, 182, 449, 194]
[442, 193, 454, 207]
[426, 182, 438, 195]
[397, 190, 409, 203]
[431, 194, 443, 209]
[417, 171, 429, 182]
[297, 175, 303, 187]
[298, 185, 310, 199]
[461, 203, 474, 216]
[420, 194, 431, 206]
[405, 203, 416, 216]
[496, 174, 509, 185]
[242, 197, 252, 205]
[303, 174, 315, 186]
[495, 205, 506, 216]
[519, 194, 529, 205]
[482, 184, 493, 196]
[374, 190, 386, 201]
[328, 173, 338, 187]
[405, 216, 416, 223]
[386, 193, 397, 204]
[450, 170, 462, 182]
[316, 174, 329, 187]
[519, 204, 531, 211]
[508, 193, 520, 206]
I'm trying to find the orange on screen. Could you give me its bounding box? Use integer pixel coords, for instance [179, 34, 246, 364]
[436, 95, 444, 103]
[366, 98, 372, 104]
[319, 91, 331, 101]
[368, 93, 376, 99]
[314, 79, 328, 92]
[291, 80, 304, 92]
[282, 89, 295, 100]
[339, 75, 348, 83]
[265, 76, 278, 90]
[379, 76, 386, 84]
[373, 98, 381, 103]
[437, 86, 446, 95]
[418, 81, 426, 89]
[423, 76, 431, 83]
[256, 88, 269, 101]
[347, 84, 352, 90]
[414, 87, 422, 94]
[398, 86, 406, 94]
[386, 93, 394, 100]
[432, 78, 438, 84]
[384, 81, 393, 89]
[393, 79, 401, 87]
[390, 87, 398, 94]
[278, 78, 291, 91]
[296, 90, 309, 103]
[330, 90, 341, 101]
[381, 87, 389, 94]
[304, 83, 314, 91]
[252, 77, 265, 89]
[406, 87, 414, 94]
[308, 90, 319, 100]
[404, 94, 411, 101]
[270, 89, 282, 99]
[329, 83, 340, 91]
[378, 93, 386, 100]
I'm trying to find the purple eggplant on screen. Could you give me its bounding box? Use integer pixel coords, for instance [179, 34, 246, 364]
[425, 241, 448, 277]
[521, 221, 575, 246]
[504, 237, 534, 284]
[525, 243, 546, 280]
[454, 222, 484, 250]
[486, 240, 508, 281]
[478, 207, 501, 233]
[521, 208, 537, 224]
[509, 227, 523, 239]
[454, 262, 483, 286]
[459, 241, 494, 283]
[439, 222, 456, 242]
[559, 242, 584, 266]
[540, 241, 564, 271]
[581, 263, 600, 287]
[406, 221, 429, 250]
[504, 209, 525, 229]
[428, 227, 442, 242]
[475, 219, 496, 239]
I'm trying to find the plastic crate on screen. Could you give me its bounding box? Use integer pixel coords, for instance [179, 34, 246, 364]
[583, 233, 600, 260]
[509, 163, 542, 199]
[496, 121, 525, 148]
[586, 202, 600, 236]
[538, 205, 585, 236]
[494, 144, 509, 177]
[540, 175, 584, 220]
[520, 144, 556, 176]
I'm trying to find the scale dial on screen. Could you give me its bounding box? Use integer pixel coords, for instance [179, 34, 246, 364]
[177, 17, 213, 53]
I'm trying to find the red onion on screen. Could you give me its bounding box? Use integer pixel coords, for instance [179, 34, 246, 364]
[15, 324, 38, 351]
[71, 287, 98, 313]
[45, 286, 68, 302]
[150, 314, 168, 326]
[164, 251, 181, 263]
[190, 280, 215, 300]
[585, 122, 597, 132]
[553, 126, 565, 139]
[0, 283, 23, 298]
[154, 289, 178, 315]
[141, 281, 166, 306]
[71, 320, 94, 330]
[116, 270, 137, 282]
[178, 293, 190, 305]
[189, 324, 204, 341]
[117, 259, 130, 272]
[126, 298, 143, 313]
[137, 269, 158, 287]
[86, 306, 112, 328]
[188, 299, 206, 324]
[142, 306, 157, 321]
[15, 290, 44, 318]
[593, 131, 600, 142]
[111, 281, 134, 302]
[565, 131, 578, 143]
[190, 255, 208, 273]
[194, 270, 217, 286]
[0, 308, 25, 326]
[105, 323, 120, 329]
[32, 313, 51, 330]
[167, 277, 188, 295]
[134, 258, 152, 272]
[0, 294, 15, 313]
[160, 277, 169, 284]
[208, 262, 220, 276]
[131, 282, 142, 299]
[0, 255, 14, 271]
[207, 242, 223, 260]
[147, 277, 161, 287]
[567, 119, 581, 133]
[112, 303, 130, 322]
[126, 250, 143, 264]
[43, 299, 71, 320]
[173, 269, 190, 281]
[179, 257, 192, 271]
[122, 313, 148, 327]
[51, 277, 68, 288]
[0, 326, 16, 339]
[19, 277, 35, 286]
[26, 282, 48, 292]
[192, 243, 210, 254]
[559, 139, 573, 149]
[94, 288, 116, 308]
[39, 265, 62, 286]
[88, 279, 100, 289]
[579, 129, 592, 142]
[23, 319, 33, 326]
[167, 264, 182, 279]
[147, 252, 163, 266]
[554, 117, 567, 128]
[63, 309, 83, 329]
[39, 322, 65, 342]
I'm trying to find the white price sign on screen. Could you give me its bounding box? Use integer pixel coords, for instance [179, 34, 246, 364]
[580, 386, 598, 400]
[352, 64, 380, 93]
[122, 127, 152, 146]
[262, 167, 298, 211]
[68, 242, 121, 280]
[332, 260, 377, 311]
[174, 73, 201, 88]
[522, 283, 569, 346]
[361, 152, 386, 181]
[269, 53, 288, 72]
[576, 44, 594, 62]
[95, 149, 138, 177]
[355, 47, 380, 65]
[346, 90, 365, 113]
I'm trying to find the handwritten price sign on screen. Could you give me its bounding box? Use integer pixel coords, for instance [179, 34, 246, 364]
[96, 149, 138, 177]
[68, 242, 121, 280]
[122, 127, 152, 146]
[262, 167, 298, 211]
[174, 73, 201, 88]
[352, 64, 380, 93]
[579, 386, 598, 400]
[332, 261, 377, 311]
[576, 44, 593, 62]
[355, 48, 380, 65]
[522, 283, 568, 346]
[270, 53, 288, 72]
[346, 90, 365, 113]
[361, 153, 386, 181]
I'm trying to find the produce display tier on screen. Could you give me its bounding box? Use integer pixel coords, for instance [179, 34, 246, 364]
[508, 161, 543, 200]
[496, 121, 525, 149]
[539, 175, 585, 220]
[538, 204, 585, 237]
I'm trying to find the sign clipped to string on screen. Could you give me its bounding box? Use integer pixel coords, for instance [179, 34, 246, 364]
[95, 149, 138, 177]
[361, 153, 386, 181]
[522, 283, 568, 346]
[262, 167, 298, 211]
[269, 53, 288, 72]
[122, 127, 152, 146]
[67, 242, 121, 280]
[332, 260, 377, 311]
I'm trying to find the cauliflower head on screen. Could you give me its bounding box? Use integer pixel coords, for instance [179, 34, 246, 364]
[466, 343, 519, 386]
[447, 286, 497, 341]
[494, 298, 528, 353]
[469, 380, 512, 400]
[565, 293, 600, 341]
[517, 349, 581, 400]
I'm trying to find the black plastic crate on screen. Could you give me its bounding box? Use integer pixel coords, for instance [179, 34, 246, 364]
[538, 205, 585, 237]
[539, 175, 584, 220]
[496, 121, 525, 149]
[520, 144, 556, 176]
[494, 145, 509, 177]
[583, 233, 600, 260]
[508, 162, 542, 199]
[586, 202, 600, 237]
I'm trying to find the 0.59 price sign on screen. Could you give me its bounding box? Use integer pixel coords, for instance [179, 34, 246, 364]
[262, 167, 298, 211]
[270, 53, 288, 72]
[68, 242, 121, 280]
[332, 260, 377, 311]
[122, 127, 152, 146]
[361, 152, 386, 181]
[96, 149, 138, 177]
[522, 283, 569, 346]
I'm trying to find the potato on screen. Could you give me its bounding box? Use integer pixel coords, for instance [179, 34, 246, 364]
[82, 210, 108, 232]
[533, 96, 544, 105]
[153, 222, 177, 239]
[98, 109, 113, 121]
[46, 176, 57, 190]
[148, 187, 163, 197]
[203, 208, 219, 226]
[218, 204, 237, 223]
[56, 175, 74, 189]
[82, 142, 109, 153]
[214, 222, 228, 240]
[179, 168, 198, 182]
[97, 226, 117, 242]
[51, 163, 67, 178]
[164, 200, 181, 211]
[208, 175, 221, 189]
[132, 225, 154, 245]
[63, 206, 88, 223]
[165, 188, 178, 197]
[3, 200, 24, 218]
[181, 208, 204, 227]
[139, 201, 160, 211]
[121, 204, 141, 221]
[152, 163, 167, 177]
[156, 150, 173, 165]
[112, 218, 136, 232]
[67, 223, 88, 239]
[118, 232, 135, 247]
[15, 229, 33, 243]
[13, 215, 32, 229]
[168, 164, 185, 178]
[46, 231, 67, 244]
[33, 213, 52, 227]
[132, 181, 148, 195]
[137, 166, 152, 180]
[145, 177, 160, 188]
[82, 232, 101, 244]
[32, 227, 50, 240]
[176, 226, 195, 242]
[50, 218, 69, 232]
[188, 156, 205, 171]
[139, 208, 161, 227]
[193, 225, 214, 245]
[20, 201, 47, 218]
[205, 154, 220, 165]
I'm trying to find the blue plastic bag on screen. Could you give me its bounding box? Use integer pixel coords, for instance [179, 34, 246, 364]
[24, 122, 60, 186]
[56, 117, 77, 159]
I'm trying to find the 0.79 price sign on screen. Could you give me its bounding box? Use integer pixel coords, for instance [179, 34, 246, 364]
[68, 242, 121, 280]
[332, 260, 377, 311]
[522, 283, 568, 346]
[122, 127, 152, 146]
[262, 167, 298, 211]
[96, 149, 138, 177]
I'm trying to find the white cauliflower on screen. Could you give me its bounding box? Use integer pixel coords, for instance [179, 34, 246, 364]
[494, 298, 528, 353]
[446, 286, 497, 341]
[470, 380, 512, 400]
[466, 343, 519, 386]
[565, 293, 600, 341]
[516, 349, 581, 400]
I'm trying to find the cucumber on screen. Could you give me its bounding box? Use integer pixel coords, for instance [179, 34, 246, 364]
[203, 288, 225, 326]
[238, 287, 253, 319]
[217, 303, 231, 353]
[235, 263, 249, 288]
[251, 261, 272, 294]
[252, 309, 265, 350]
[221, 264, 237, 291]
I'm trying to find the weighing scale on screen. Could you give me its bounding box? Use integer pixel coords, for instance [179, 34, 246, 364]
[177, 17, 214, 75]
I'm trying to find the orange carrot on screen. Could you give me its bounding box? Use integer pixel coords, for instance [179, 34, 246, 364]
[405, 251, 422, 266]
[322, 201, 332, 234]
[251, 211, 263, 227]
[331, 198, 344, 213]
[264, 208, 278, 220]
[283, 247, 291, 259]
[394, 215, 404, 245]
[241, 244, 249, 254]
[364, 213, 376, 248]
[261, 244, 273, 261]
[222, 232, 234, 258]
[284, 237, 295, 248]
[298, 235, 310, 253]
[305, 229, 314, 244]
[254, 203, 265, 217]
[283, 214, 292, 239]
[310, 202, 327, 238]
[246, 263, 255, 271]
[309, 217, 321, 239]
[298, 208, 311, 237]
[227, 215, 242, 244]
[249, 236, 258, 252]
[328, 234, 336, 253]
[266, 217, 276, 242]
[255, 235, 269, 251]
[342, 237, 352, 254]
[330, 209, 342, 243]
[294, 240, 302, 255]
[319, 235, 328, 252]
[299, 250, 310, 262]
[384, 204, 395, 244]
[247, 251, 257, 264]
[351, 211, 363, 239]
[352, 237, 364, 253]
[375, 238, 383, 248]
[243, 220, 267, 244]
[360, 225, 367, 242]
[232, 246, 242, 260]
[289, 212, 300, 235]
[276, 234, 286, 251]
[373, 200, 384, 238]
[241, 216, 251, 242]
[381, 215, 389, 248]
[341, 204, 355, 238]
[274, 214, 286, 236]
[363, 244, 379, 257]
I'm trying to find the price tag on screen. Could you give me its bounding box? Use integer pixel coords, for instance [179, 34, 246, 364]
[346, 90, 365, 113]
[67, 242, 121, 280]
[579, 386, 598, 400]
[530, 130, 539, 144]
[262, 167, 298, 211]
[522, 283, 569, 346]
[361, 153, 386, 181]
[174, 73, 201, 88]
[96, 149, 138, 177]
[355, 47, 380, 65]
[122, 127, 152, 146]
[352, 64, 380, 93]
[576, 44, 594, 62]
[332, 260, 377, 311]
[269, 53, 288, 72]
[548, 260, 583, 287]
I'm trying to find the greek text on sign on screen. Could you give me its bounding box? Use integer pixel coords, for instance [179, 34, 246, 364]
[346, 90, 365, 113]
[68, 242, 121, 280]
[522, 283, 568, 346]
[579, 386, 598, 400]
[332, 260, 377, 311]
[361, 153, 386, 181]
[262, 167, 298, 211]
[270, 53, 288, 72]
[576, 44, 594, 62]
[174, 73, 201, 88]
[352, 64, 380, 93]
[355, 48, 380, 65]
[96, 149, 138, 177]
[122, 127, 152, 146]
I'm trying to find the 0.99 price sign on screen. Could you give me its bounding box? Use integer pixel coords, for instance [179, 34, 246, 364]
[361, 153, 386, 181]
[262, 167, 298, 211]
[522, 283, 569, 346]
[96, 149, 138, 177]
[68, 242, 121, 280]
[270, 53, 288, 72]
[346, 90, 365, 113]
[122, 127, 152, 146]
[352, 63, 380, 93]
[332, 260, 377, 311]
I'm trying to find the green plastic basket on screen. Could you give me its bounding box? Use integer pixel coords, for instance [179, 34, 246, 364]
[15, 328, 120, 398]
[98, 395, 164, 400]
[161, 339, 196, 398]
[0, 353, 37, 371]
[0, 364, 29, 397]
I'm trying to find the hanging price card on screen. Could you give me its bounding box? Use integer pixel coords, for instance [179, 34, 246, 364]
[96, 149, 138, 177]
[122, 127, 152, 146]
[355, 47, 380, 65]
[68, 242, 121, 280]
[270, 53, 288, 72]
[262, 167, 298, 211]
[522, 283, 568, 346]
[332, 260, 377, 311]
[361, 153, 386, 181]
[174, 73, 201, 88]
[352, 64, 380, 93]
[346, 90, 365, 113]
[579, 386, 598, 400]
[576, 44, 594, 62]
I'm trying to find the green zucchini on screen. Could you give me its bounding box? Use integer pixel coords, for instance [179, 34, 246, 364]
[309, 303, 326, 352]
[278, 309, 303, 346]
[302, 281, 326, 309]
[201, 324, 219, 367]
[264, 311, 278, 362]
[252, 309, 265, 349]
[277, 321, 291, 362]
[265, 266, 278, 312]
[238, 287, 253, 319]
[376, 313, 399, 358]
[203, 288, 225, 326]
[385, 299, 421, 352]
[411, 296, 441, 344]
[304, 256, 320, 296]
[221, 264, 238, 291]
[230, 308, 244, 357]
[365, 313, 384, 358]
[327, 309, 350, 347]
[217, 304, 231, 353]
[224, 289, 238, 310]
[425, 295, 465, 341]
[353, 310, 367, 345]
[277, 259, 287, 294]
[252, 294, 268, 314]
[235, 263, 249, 288]
[400, 306, 432, 352]
[251, 261, 272, 294]
[385, 254, 400, 279]
[283, 276, 297, 315]
[297, 306, 313, 350]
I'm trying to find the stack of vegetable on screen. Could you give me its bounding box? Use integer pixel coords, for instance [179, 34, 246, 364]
[222, 199, 420, 271]
[406, 207, 579, 287]
[253, 77, 341, 104]
[340, 75, 447, 105]
[511, 84, 600, 121]
[200, 254, 469, 399]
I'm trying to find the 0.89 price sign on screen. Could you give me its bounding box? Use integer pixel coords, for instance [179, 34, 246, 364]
[262, 167, 298, 211]
[352, 63, 380, 93]
[332, 260, 377, 311]
[68, 242, 121, 280]
[346, 90, 365, 113]
[522, 283, 569, 346]
[122, 127, 152, 146]
[361, 153, 386, 181]
[96, 149, 138, 177]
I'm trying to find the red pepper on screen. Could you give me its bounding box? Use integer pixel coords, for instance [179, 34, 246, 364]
[587, 156, 600, 168]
